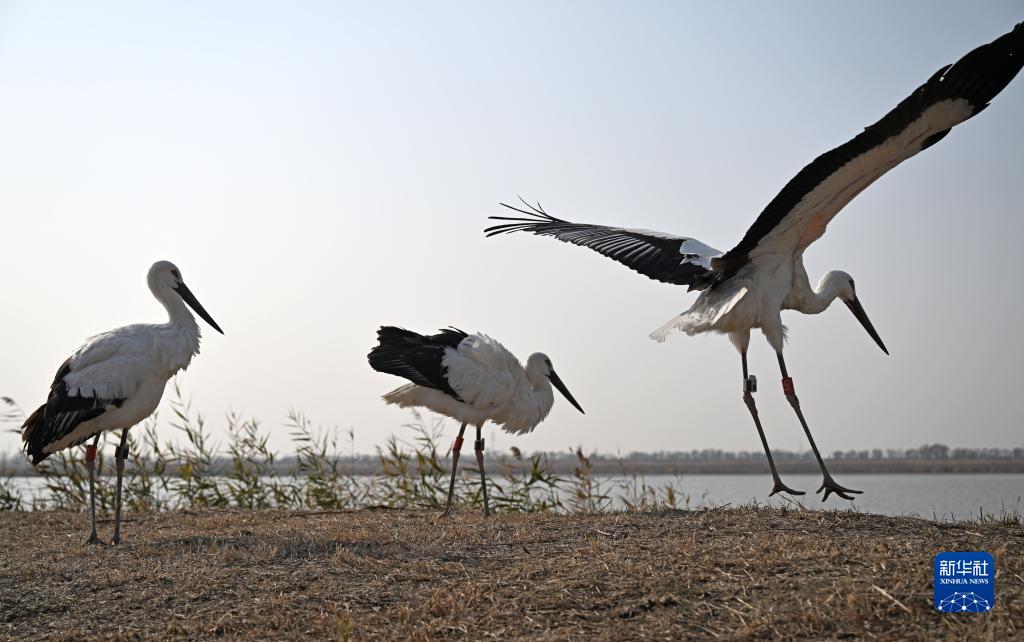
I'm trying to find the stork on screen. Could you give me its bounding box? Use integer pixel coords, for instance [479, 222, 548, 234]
[368, 326, 584, 516]
[486, 23, 1023, 501]
[21, 261, 223, 543]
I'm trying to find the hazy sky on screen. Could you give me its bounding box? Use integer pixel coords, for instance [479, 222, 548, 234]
[1, 1, 1022, 459]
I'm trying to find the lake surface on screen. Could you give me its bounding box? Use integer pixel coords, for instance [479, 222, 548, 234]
[633, 473, 1023, 521]
[6, 473, 1022, 521]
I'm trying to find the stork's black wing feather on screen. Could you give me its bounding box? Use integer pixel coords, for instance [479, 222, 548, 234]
[21, 359, 125, 465]
[486, 200, 720, 290]
[712, 21, 1024, 282]
[368, 327, 469, 400]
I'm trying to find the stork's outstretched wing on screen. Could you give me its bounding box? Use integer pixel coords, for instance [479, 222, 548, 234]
[486, 200, 721, 290]
[713, 22, 1024, 281]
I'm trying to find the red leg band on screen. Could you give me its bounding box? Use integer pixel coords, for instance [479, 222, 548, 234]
[85, 445, 97, 463]
[781, 376, 795, 396]
[453, 436, 464, 453]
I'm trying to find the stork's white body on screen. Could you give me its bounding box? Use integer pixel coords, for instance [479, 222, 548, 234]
[45, 317, 201, 453]
[382, 333, 556, 434]
[652, 255, 847, 353]
[23, 260, 221, 462]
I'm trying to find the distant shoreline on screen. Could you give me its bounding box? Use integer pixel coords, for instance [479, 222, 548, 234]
[4, 458, 1024, 477]
[574, 459, 1024, 475]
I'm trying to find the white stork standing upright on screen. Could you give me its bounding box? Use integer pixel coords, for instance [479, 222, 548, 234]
[368, 326, 584, 516]
[486, 23, 1024, 501]
[21, 261, 223, 543]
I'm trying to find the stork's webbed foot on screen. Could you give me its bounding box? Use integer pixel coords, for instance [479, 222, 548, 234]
[85, 532, 105, 546]
[769, 478, 805, 497]
[817, 476, 862, 502]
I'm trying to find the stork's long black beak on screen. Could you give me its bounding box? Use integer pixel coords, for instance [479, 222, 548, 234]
[844, 295, 886, 355]
[548, 369, 585, 414]
[174, 281, 224, 334]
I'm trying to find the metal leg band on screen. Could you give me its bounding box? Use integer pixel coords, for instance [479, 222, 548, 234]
[744, 375, 758, 393]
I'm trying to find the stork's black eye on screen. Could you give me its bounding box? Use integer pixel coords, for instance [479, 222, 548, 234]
[545, 358, 552, 367]
[849, 279, 855, 288]
[171, 269, 181, 279]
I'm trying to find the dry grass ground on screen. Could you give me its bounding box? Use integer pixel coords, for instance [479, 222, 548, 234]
[1, 507, 1021, 640]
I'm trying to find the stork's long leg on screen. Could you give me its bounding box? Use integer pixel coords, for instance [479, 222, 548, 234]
[441, 423, 467, 517]
[740, 352, 804, 498]
[474, 425, 490, 517]
[85, 434, 104, 545]
[776, 353, 862, 501]
[112, 428, 130, 544]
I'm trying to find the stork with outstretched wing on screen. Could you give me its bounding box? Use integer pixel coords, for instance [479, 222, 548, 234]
[487, 22, 1023, 501]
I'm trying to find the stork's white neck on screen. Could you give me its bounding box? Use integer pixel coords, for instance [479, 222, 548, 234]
[792, 271, 849, 315]
[152, 283, 201, 347]
[802, 281, 840, 315]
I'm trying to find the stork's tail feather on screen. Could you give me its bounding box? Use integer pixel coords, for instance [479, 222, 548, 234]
[381, 383, 420, 407]
[368, 326, 466, 376]
[21, 404, 53, 465]
[368, 327, 421, 375]
[650, 315, 689, 343]
[368, 325, 469, 400]
[374, 326, 422, 345]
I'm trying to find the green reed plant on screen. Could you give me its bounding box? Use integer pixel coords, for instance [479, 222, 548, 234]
[34, 438, 116, 512]
[164, 381, 228, 508]
[1, 398, 25, 510]
[0, 474, 22, 511]
[566, 447, 612, 513]
[224, 412, 291, 508]
[612, 455, 693, 511]
[2, 396, 24, 425]
[490, 449, 564, 512]
[290, 410, 369, 510]
[124, 416, 174, 512]
[0, 385, 704, 516]
[374, 412, 451, 509]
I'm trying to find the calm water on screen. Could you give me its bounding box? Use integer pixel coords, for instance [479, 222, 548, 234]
[635, 473, 1024, 521]
[7, 473, 1022, 521]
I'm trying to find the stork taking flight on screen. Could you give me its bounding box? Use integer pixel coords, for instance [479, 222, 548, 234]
[368, 326, 584, 516]
[486, 22, 1023, 501]
[21, 261, 223, 543]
